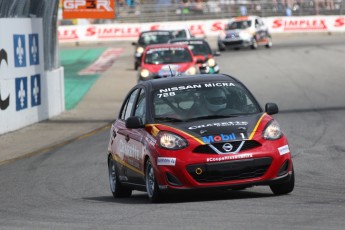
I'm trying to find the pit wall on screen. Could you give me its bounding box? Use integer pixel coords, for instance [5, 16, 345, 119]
[0, 18, 65, 135]
[58, 15, 345, 43]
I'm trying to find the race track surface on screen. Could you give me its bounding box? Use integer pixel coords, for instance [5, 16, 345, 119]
[0, 34, 344, 230]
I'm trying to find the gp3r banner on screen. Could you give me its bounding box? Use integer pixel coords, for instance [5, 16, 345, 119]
[62, 0, 115, 19]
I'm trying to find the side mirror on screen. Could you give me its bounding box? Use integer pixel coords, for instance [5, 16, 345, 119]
[265, 103, 279, 115]
[125, 116, 144, 129]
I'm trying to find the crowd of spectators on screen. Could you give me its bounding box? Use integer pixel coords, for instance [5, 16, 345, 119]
[115, 0, 342, 16]
[58, 0, 344, 25]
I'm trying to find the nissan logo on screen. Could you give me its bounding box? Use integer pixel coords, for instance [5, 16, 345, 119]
[222, 143, 233, 152]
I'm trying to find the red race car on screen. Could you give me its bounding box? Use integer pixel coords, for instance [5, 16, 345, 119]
[107, 74, 294, 202]
[137, 43, 200, 82]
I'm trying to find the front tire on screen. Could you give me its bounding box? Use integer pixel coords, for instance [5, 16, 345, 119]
[266, 36, 273, 48]
[270, 167, 295, 195]
[108, 155, 132, 198]
[145, 159, 162, 203]
[218, 43, 226, 51]
[251, 38, 258, 49]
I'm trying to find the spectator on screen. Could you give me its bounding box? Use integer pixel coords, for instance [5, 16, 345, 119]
[191, 0, 205, 13]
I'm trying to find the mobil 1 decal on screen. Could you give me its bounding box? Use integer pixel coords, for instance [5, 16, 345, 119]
[29, 34, 39, 65]
[31, 74, 41, 107]
[15, 77, 28, 111]
[13, 34, 27, 67]
[202, 132, 248, 143]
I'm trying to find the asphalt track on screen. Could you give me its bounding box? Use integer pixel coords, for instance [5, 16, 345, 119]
[0, 34, 345, 230]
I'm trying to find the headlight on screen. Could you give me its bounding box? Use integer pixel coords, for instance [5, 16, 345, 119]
[140, 69, 150, 78]
[263, 120, 282, 140]
[239, 31, 252, 40]
[207, 58, 216, 67]
[184, 66, 197, 75]
[136, 47, 144, 54]
[158, 131, 188, 150]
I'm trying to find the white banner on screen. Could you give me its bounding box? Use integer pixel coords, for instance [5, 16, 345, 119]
[58, 16, 345, 43]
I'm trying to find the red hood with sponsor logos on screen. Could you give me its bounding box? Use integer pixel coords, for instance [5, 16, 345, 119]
[150, 113, 272, 144]
[141, 62, 196, 73]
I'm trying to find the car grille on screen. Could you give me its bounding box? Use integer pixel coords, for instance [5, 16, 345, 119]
[193, 140, 261, 154]
[186, 157, 272, 183]
[223, 40, 243, 46]
[225, 33, 239, 39]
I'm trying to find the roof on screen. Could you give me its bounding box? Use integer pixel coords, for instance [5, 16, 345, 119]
[232, 16, 258, 21]
[169, 38, 207, 43]
[144, 43, 190, 50]
[139, 30, 173, 35]
[141, 74, 240, 90]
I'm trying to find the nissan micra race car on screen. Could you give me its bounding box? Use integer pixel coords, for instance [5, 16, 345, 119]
[218, 16, 272, 51]
[138, 43, 200, 81]
[107, 74, 294, 202]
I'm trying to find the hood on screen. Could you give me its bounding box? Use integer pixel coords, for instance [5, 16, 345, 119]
[160, 113, 265, 144]
[144, 63, 195, 75]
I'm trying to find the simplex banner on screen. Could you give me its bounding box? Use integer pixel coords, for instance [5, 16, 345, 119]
[58, 15, 345, 43]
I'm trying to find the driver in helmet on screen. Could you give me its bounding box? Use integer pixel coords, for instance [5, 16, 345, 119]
[203, 88, 228, 112]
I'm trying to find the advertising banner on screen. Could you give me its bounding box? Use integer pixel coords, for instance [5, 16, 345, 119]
[58, 16, 345, 43]
[62, 0, 115, 19]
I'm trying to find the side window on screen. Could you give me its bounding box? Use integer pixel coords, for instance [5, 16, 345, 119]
[120, 89, 139, 120]
[134, 89, 146, 123]
[255, 19, 260, 28]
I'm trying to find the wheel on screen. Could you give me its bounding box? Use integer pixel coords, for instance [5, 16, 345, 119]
[145, 159, 162, 203]
[270, 166, 295, 195]
[251, 38, 258, 49]
[218, 44, 226, 52]
[108, 156, 132, 198]
[266, 36, 273, 48]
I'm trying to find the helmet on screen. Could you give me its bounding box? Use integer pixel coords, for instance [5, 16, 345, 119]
[204, 88, 227, 112]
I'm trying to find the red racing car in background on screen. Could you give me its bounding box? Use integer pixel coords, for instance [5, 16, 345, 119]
[107, 74, 294, 202]
[137, 43, 201, 81]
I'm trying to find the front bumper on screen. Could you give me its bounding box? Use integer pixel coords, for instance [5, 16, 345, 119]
[199, 64, 220, 74]
[218, 38, 253, 49]
[154, 149, 292, 191]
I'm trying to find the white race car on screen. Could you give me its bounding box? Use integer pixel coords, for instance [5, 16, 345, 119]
[218, 16, 272, 51]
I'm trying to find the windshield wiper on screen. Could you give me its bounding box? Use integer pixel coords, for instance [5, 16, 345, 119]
[155, 117, 184, 122]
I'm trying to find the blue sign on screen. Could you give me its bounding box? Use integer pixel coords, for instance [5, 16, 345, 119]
[31, 74, 41, 107]
[29, 34, 39, 65]
[13, 35, 27, 67]
[15, 77, 28, 111]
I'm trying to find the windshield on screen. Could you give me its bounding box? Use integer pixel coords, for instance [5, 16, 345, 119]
[144, 47, 193, 64]
[228, 20, 252, 30]
[171, 40, 212, 56]
[153, 82, 261, 122]
[138, 31, 173, 46]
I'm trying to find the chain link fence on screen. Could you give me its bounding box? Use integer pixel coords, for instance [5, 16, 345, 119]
[0, 0, 59, 71]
